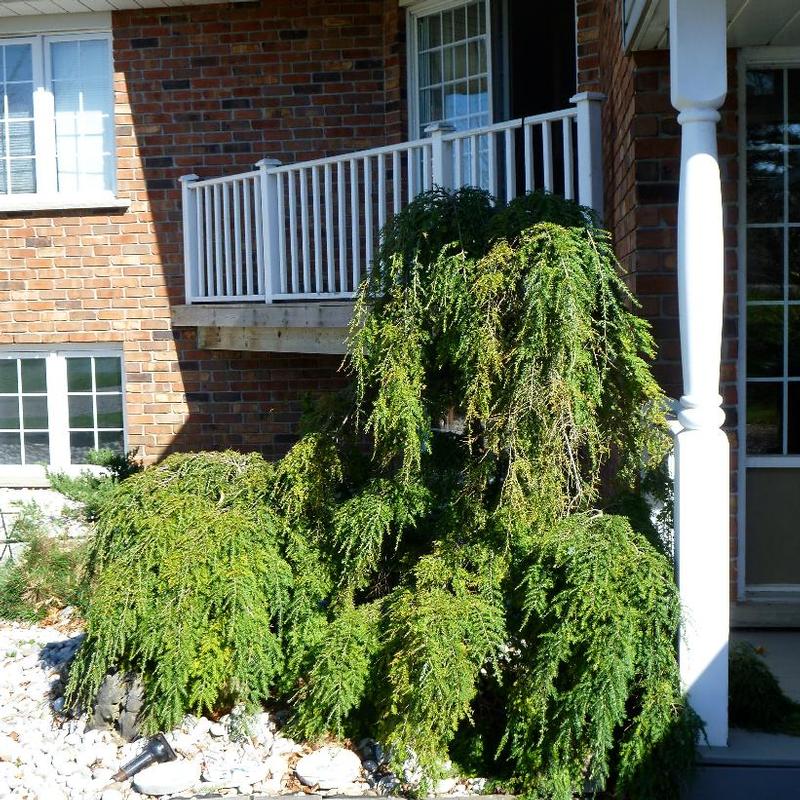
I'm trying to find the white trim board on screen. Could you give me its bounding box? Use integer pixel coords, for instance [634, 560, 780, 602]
[0, 10, 108, 33]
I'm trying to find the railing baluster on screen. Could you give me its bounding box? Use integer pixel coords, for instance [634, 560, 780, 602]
[337, 160, 347, 293]
[300, 169, 311, 293]
[222, 182, 233, 296]
[563, 116, 575, 200]
[204, 185, 213, 298]
[407, 148, 416, 203]
[393, 149, 401, 213]
[454, 137, 463, 187]
[364, 156, 373, 276]
[243, 178, 253, 296]
[312, 166, 323, 293]
[254, 173, 265, 297]
[487, 132, 498, 197]
[470, 135, 479, 185]
[325, 162, 335, 294]
[194, 183, 205, 299]
[288, 170, 299, 294]
[542, 121, 554, 193]
[504, 128, 516, 203]
[213, 184, 223, 297]
[350, 158, 361, 289]
[422, 145, 431, 191]
[524, 122, 534, 193]
[233, 179, 243, 296]
[277, 171, 287, 294]
[377, 153, 386, 233]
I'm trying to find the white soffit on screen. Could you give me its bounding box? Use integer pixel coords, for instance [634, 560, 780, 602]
[0, 0, 245, 17]
[626, 0, 800, 51]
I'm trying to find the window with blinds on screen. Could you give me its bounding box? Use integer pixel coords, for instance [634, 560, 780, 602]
[0, 32, 114, 200]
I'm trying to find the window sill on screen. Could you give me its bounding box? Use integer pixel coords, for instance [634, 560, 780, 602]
[0, 195, 130, 216]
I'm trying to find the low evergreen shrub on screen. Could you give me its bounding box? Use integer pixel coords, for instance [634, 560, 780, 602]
[68, 189, 697, 798]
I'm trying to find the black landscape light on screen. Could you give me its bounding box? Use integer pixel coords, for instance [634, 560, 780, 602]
[112, 733, 177, 782]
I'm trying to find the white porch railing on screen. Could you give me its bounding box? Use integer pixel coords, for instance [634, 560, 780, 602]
[181, 92, 604, 304]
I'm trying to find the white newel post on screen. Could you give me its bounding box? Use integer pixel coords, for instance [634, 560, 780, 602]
[180, 174, 200, 303]
[670, 0, 729, 747]
[256, 158, 282, 303]
[425, 122, 455, 190]
[570, 91, 604, 219]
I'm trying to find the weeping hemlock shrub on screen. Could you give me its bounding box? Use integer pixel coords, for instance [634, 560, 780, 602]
[68, 189, 699, 798]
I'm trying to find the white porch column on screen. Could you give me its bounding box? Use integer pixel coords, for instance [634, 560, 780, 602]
[669, 0, 729, 747]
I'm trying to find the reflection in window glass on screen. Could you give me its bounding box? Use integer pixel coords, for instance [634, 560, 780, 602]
[0, 357, 49, 465]
[0, 43, 35, 195]
[66, 355, 124, 463]
[416, 1, 489, 136]
[747, 382, 783, 455]
[747, 306, 783, 378]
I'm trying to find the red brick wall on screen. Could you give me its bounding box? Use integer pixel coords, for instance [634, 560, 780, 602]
[576, 0, 741, 593]
[0, 0, 406, 465]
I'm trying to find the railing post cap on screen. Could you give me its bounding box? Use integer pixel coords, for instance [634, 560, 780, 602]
[570, 91, 606, 104]
[255, 158, 282, 168]
[424, 122, 457, 134]
[179, 173, 200, 183]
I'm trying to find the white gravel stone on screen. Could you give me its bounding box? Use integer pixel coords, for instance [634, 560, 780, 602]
[132, 759, 201, 796]
[295, 746, 363, 790]
[101, 789, 125, 800]
[435, 777, 458, 794]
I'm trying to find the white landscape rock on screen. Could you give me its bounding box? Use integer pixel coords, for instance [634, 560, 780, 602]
[132, 758, 201, 795]
[295, 745, 363, 790]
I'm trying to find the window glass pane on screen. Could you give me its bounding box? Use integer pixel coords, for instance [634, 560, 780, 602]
[6, 84, 33, 119]
[96, 394, 122, 429]
[789, 384, 800, 454]
[51, 38, 112, 194]
[98, 430, 124, 453]
[24, 432, 49, 465]
[0, 397, 19, 430]
[790, 151, 800, 223]
[789, 69, 800, 146]
[747, 382, 783, 454]
[22, 396, 47, 430]
[0, 361, 17, 393]
[68, 395, 94, 429]
[51, 40, 79, 78]
[442, 9, 454, 44]
[95, 357, 122, 391]
[747, 228, 783, 301]
[0, 432, 21, 464]
[747, 150, 784, 224]
[791, 230, 800, 300]
[67, 357, 92, 391]
[746, 69, 784, 147]
[5, 44, 32, 82]
[747, 305, 784, 377]
[20, 358, 45, 392]
[790, 308, 800, 377]
[467, 2, 480, 37]
[10, 158, 35, 194]
[70, 430, 94, 464]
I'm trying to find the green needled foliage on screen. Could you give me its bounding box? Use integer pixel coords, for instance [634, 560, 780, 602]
[70, 188, 697, 798]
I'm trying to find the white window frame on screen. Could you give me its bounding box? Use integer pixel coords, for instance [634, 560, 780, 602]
[406, 0, 494, 141]
[737, 46, 800, 599]
[0, 26, 124, 213]
[0, 347, 127, 487]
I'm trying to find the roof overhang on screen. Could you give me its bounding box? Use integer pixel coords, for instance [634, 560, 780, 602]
[0, 0, 248, 18]
[624, 0, 800, 51]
